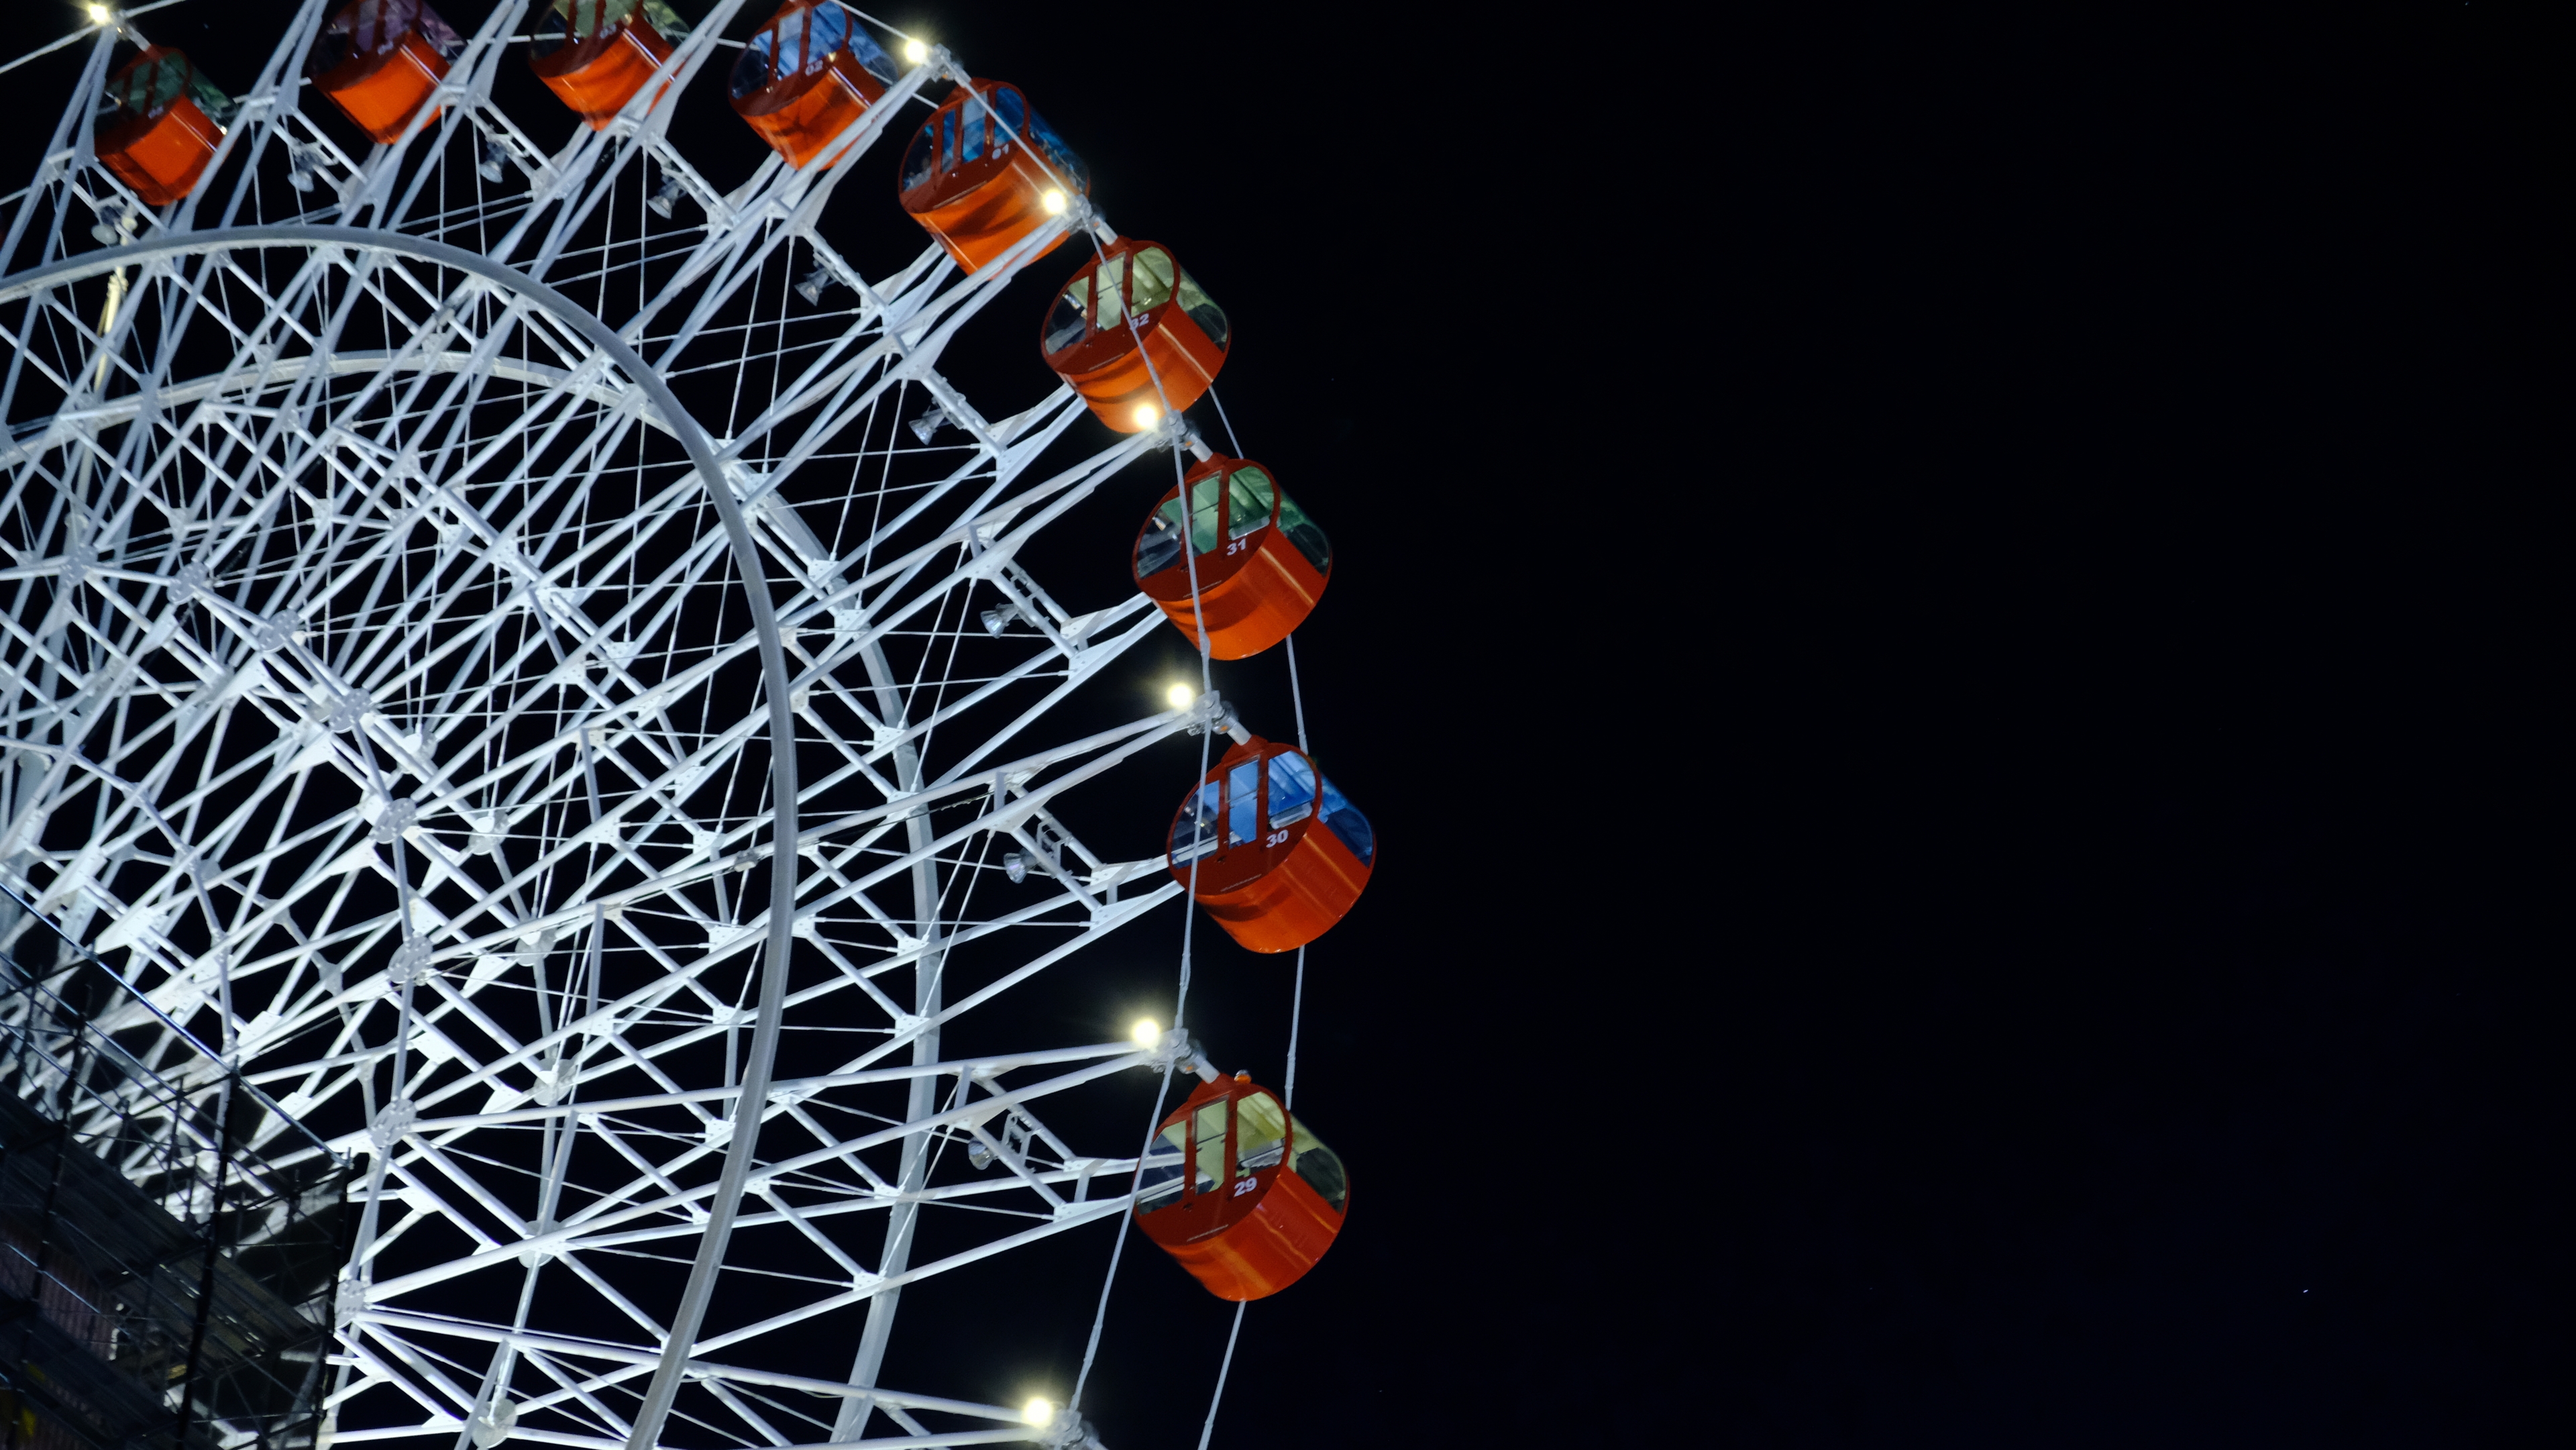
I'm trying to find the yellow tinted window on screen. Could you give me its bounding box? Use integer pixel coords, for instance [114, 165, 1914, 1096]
[1236, 1091, 1286, 1171]
[1191, 1100, 1226, 1190]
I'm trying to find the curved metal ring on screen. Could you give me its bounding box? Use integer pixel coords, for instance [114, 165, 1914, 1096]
[0, 224, 795, 1450]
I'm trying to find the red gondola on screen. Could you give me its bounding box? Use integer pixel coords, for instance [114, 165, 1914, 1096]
[898, 81, 1087, 273]
[94, 47, 235, 207]
[1038, 238, 1228, 433]
[1134, 457, 1330, 660]
[530, 0, 686, 130]
[1167, 735, 1373, 953]
[729, 0, 896, 169]
[307, 0, 464, 146]
[1134, 1072, 1347, 1300]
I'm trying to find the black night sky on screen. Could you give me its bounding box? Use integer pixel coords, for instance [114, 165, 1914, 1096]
[0, 3, 2559, 1446]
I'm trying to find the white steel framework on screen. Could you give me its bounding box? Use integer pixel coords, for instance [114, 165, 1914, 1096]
[0, 5, 1293, 1449]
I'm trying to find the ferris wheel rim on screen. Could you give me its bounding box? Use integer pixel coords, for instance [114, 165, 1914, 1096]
[5, 219, 819, 1443]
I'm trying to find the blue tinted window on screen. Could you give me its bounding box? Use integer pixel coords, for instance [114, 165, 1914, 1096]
[1267, 752, 1316, 827]
[938, 110, 955, 170]
[775, 9, 806, 75]
[1027, 108, 1088, 191]
[809, 1, 848, 60]
[901, 119, 936, 191]
[994, 87, 1026, 147]
[960, 98, 987, 162]
[415, 2, 466, 60]
[843, 17, 898, 83]
[1169, 782, 1220, 864]
[1136, 1146, 1183, 1206]
[1226, 760, 1259, 846]
[1138, 1123, 1185, 1210]
[731, 30, 776, 96]
[1318, 776, 1374, 867]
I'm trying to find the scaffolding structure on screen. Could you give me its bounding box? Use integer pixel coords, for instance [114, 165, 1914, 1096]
[0, 897, 347, 1450]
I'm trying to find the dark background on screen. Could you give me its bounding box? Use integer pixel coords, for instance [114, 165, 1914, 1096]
[1, 2, 2561, 1445]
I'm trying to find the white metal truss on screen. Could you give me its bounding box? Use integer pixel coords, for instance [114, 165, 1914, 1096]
[0, 7, 1246, 1449]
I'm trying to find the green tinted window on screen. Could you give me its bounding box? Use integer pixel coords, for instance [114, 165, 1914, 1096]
[640, 0, 688, 35]
[1177, 270, 1229, 351]
[191, 68, 239, 127]
[1093, 254, 1126, 330]
[1135, 497, 1183, 578]
[1131, 246, 1175, 313]
[1044, 277, 1089, 354]
[1226, 467, 1275, 540]
[110, 54, 187, 116]
[1276, 492, 1331, 573]
[548, 0, 653, 36]
[103, 51, 239, 129]
[1188, 476, 1222, 555]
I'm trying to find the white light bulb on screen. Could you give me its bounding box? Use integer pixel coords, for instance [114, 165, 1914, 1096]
[1132, 403, 1161, 429]
[1042, 188, 1068, 215]
[1021, 1398, 1053, 1427]
[87, 5, 111, 23]
[1131, 1019, 1159, 1047]
[902, 38, 929, 65]
[1165, 683, 1193, 711]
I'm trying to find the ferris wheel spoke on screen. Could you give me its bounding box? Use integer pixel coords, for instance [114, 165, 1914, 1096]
[343, 1312, 1043, 1447]
[360, 1046, 1159, 1305]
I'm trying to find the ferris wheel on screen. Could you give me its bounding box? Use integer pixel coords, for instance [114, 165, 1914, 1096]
[0, 5, 1375, 1450]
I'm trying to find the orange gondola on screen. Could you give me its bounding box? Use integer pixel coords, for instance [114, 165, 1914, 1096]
[530, 0, 687, 130]
[729, 0, 896, 169]
[1167, 735, 1373, 953]
[898, 80, 1088, 273]
[94, 46, 236, 207]
[1134, 1071, 1348, 1300]
[307, 0, 464, 146]
[1134, 456, 1330, 660]
[1039, 237, 1228, 433]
